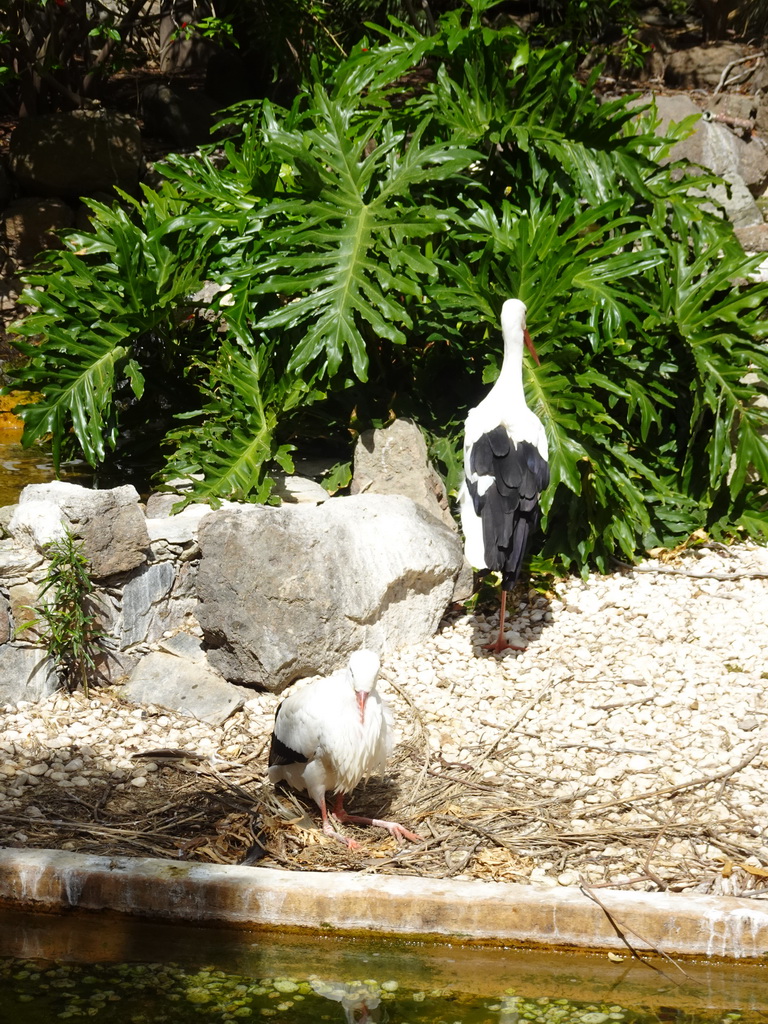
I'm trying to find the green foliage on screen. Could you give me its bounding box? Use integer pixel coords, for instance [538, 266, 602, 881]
[7, 0, 768, 576]
[10, 187, 212, 473]
[18, 530, 107, 698]
[163, 338, 325, 505]
[255, 93, 477, 379]
[173, 16, 236, 45]
[321, 461, 354, 495]
[527, 0, 647, 70]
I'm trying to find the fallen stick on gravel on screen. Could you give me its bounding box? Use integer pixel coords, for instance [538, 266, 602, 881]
[554, 743, 654, 754]
[382, 672, 432, 807]
[580, 745, 763, 817]
[583, 831, 670, 892]
[593, 695, 655, 710]
[476, 681, 558, 766]
[612, 557, 768, 581]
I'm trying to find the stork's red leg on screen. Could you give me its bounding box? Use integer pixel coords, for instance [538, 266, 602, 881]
[318, 793, 360, 849]
[484, 589, 525, 653]
[332, 794, 422, 844]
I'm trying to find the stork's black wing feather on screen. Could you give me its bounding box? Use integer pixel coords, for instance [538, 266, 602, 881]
[268, 704, 309, 766]
[467, 432, 549, 588]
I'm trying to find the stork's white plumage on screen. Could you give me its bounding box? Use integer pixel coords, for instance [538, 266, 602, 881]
[268, 650, 421, 847]
[459, 299, 550, 653]
[309, 978, 381, 1024]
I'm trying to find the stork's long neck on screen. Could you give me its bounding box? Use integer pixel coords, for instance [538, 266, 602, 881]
[492, 328, 526, 405]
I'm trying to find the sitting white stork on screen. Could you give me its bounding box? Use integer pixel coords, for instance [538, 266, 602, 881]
[459, 298, 550, 653]
[268, 650, 421, 847]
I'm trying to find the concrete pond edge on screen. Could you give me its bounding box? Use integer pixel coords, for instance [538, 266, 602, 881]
[0, 847, 766, 962]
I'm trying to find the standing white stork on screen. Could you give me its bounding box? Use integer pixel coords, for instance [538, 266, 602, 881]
[459, 298, 550, 653]
[268, 650, 422, 847]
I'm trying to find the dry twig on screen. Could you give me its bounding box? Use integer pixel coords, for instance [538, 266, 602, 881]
[579, 882, 692, 980]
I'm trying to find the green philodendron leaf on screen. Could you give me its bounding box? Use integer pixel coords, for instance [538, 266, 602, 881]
[162, 339, 323, 504]
[428, 433, 464, 498]
[124, 358, 146, 400]
[253, 88, 477, 380]
[321, 460, 353, 495]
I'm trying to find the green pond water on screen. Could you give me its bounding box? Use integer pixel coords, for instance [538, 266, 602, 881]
[0, 441, 92, 507]
[0, 958, 739, 1024]
[0, 911, 765, 1024]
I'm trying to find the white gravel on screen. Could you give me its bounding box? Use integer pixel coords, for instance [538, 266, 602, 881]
[1, 540, 767, 897]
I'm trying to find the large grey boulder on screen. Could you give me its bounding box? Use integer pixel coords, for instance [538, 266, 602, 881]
[351, 418, 455, 531]
[9, 110, 142, 198]
[9, 482, 149, 579]
[196, 494, 464, 692]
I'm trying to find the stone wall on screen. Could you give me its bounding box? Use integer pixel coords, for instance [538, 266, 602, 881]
[0, 475, 464, 723]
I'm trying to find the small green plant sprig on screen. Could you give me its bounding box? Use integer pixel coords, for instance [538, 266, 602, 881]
[21, 530, 107, 699]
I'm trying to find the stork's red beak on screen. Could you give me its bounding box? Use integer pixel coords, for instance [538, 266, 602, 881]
[524, 328, 541, 366]
[356, 690, 368, 723]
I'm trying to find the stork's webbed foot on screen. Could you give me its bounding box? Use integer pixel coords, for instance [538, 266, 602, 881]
[370, 818, 423, 844]
[334, 804, 422, 844]
[322, 820, 361, 849]
[483, 634, 525, 653]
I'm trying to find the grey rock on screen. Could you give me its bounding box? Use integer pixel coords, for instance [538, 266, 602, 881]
[157, 631, 206, 662]
[12, 482, 149, 579]
[705, 98, 768, 198]
[352, 418, 456, 531]
[272, 474, 329, 504]
[0, 162, 12, 207]
[122, 651, 244, 725]
[158, 11, 218, 73]
[144, 492, 181, 518]
[664, 44, 749, 90]
[170, 560, 198, 604]
[709, 94, 758, 125]
[0, 505, 17, 538]
[9, 110, 142, 198]
[121, 562, 177, 647]
[735, 224, 768, 252]
[0, 538, 44, 579]
[651, 93, 764, 229]
[0, 645, 58, 706]
[88, 589, 121, 649]
[93, 646, 139, 687]
[0, 594, 11, 645]
[7, 582, 41, 643]
[141, 82, 217, 147]
[737, 716, 760, 732]
[196, 494, 464, 692]
[145, 503, 213, 546]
